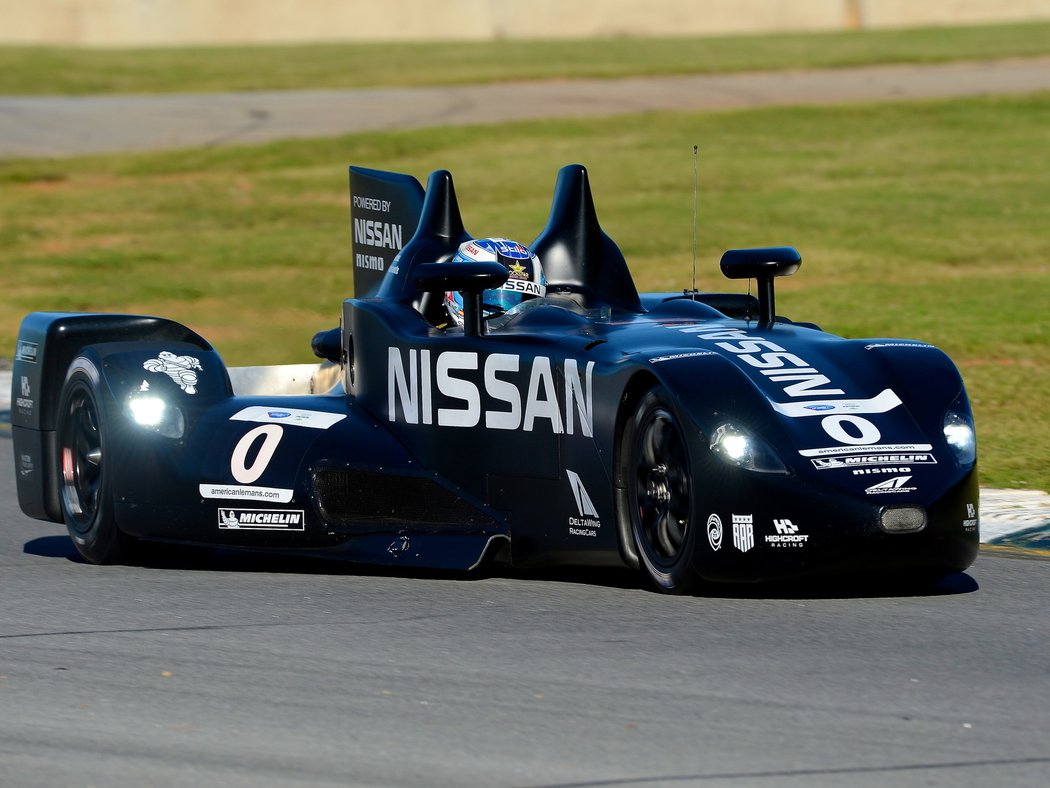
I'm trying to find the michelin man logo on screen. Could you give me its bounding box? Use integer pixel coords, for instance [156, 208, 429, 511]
[144, 351, 203, 394]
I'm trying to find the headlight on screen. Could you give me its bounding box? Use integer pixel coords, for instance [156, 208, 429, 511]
[128, 395, 185, 439]
[942, 410, 976, 466]
[709, 422, 788, 474]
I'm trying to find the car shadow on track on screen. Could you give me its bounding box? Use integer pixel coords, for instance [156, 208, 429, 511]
[23, 534, 80, 560]
[23, 534, 977, 598]
[694, 571, 979, 600]
[489, 563, 979, 599]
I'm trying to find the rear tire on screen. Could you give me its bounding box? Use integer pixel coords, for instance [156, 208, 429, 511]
[623, 386, 698, 594]
[57, 357, 131, 564]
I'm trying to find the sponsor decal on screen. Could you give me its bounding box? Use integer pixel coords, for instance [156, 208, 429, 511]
[800, 443, 933, 458]
[864, 476, 918, 495]
[769, 389, 902, 418]
[352, 218, 403, 251]
[218, 508, 305, 531]
[388, 535, 411, 555]
[706, 513, 723, 551]
[143, 351, 203, 394]
[812, 458, 845, 469]
[676, 326, 845, 400]
[852, 467, 911, 475]
[19, 453, 34, 478]
[963, 502, 978, 531]
[15, 340, 38, 363]
[501, 278, 545, 297]
[672, 326, 922, 454]
[355, 253, 386, 271]
[649, 351, 717, 364]
[16, 376, 33, 416]
[811, 453, 937, 470]
[200, 484, 294, 503]
[492, 239, 530, 259]
[230, 406, 347, 430]
[566, 469, 600, 537]
[352, 195, 392, 213]
[732, 514, 754, 553]
[864, 342, 933, 350]
[766, 518, 809, 547]
[507, 261, 528, 279]
[139, 380, 150, 392]
[388, 348, 594, 436]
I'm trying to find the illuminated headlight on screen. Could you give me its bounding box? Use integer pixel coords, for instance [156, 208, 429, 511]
[709, 423, 788, 474]
[128, 395, 184, 439]
[942, 410, 976, 466]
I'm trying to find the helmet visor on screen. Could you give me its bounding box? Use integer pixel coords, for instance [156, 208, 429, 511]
[483, 288, 525, 314]
[485, 280, 546, 313]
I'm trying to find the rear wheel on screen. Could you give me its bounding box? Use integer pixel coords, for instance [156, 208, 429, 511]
[623, 386, 697, 594]
[57, 357, 131, 564]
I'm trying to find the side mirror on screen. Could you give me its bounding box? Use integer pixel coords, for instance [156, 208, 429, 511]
[720, 247, 801, 328]
[414, 261, 509, 336]
[311, 326, 342, 364]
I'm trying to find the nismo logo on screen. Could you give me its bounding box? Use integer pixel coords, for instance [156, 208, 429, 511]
[388, 348, 594, 435]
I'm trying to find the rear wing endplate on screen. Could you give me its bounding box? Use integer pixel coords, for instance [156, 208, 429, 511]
[348, 166, 426, 298]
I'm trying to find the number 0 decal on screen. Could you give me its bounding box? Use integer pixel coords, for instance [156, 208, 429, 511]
[820, 414, 881, 446]
[231, 424, 284, 484]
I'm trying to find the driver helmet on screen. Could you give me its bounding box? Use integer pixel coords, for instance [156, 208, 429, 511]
[444, 238, 547, 325]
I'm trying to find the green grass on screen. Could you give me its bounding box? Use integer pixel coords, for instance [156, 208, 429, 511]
[0, 21, 1048, 95]
[2, 92, 1049, 491]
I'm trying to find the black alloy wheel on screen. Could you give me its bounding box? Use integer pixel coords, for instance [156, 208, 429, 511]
[57, 359, 129, 564]
[625, 386, 697, 593]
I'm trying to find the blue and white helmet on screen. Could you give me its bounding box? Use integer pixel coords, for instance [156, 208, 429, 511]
[445, 238, 547, 325]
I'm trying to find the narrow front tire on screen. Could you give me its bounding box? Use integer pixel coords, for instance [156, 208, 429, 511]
[57, 357, 131, 564]
[622, 386, 698, 594]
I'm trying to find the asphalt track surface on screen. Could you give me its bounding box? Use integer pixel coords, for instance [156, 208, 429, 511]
[2, 435, 1050, 787]
[4, 61, 1050, 786]
[2, 57, 1050, 157]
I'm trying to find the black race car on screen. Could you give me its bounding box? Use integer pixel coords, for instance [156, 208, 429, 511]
[10, 164, 979, 592]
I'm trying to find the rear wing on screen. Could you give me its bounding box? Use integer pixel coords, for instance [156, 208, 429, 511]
[348, 166, 425, 298]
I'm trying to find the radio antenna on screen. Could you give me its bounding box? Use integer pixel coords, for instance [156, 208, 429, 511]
[691, 144, 699, 297]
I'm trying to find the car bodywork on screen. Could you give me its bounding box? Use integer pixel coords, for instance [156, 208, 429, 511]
[10, 163, 979, 591]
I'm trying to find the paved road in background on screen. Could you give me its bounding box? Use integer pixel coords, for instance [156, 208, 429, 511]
[1, 440, 1049, 787]
[2, 57, 1050, 157]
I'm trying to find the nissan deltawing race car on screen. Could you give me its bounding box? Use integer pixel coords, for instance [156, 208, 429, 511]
[10, 164, 979, 593]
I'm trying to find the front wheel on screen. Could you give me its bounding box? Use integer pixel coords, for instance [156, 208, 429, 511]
[57, 357, 131, 564]
[623, 386, 698, 594]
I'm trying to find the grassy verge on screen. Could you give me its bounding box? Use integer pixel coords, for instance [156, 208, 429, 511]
[0, 21, 1047, 95]
[2, 93, 1048, 490]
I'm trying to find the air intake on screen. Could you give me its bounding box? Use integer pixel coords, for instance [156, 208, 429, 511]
[312, 468, 498, 530]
